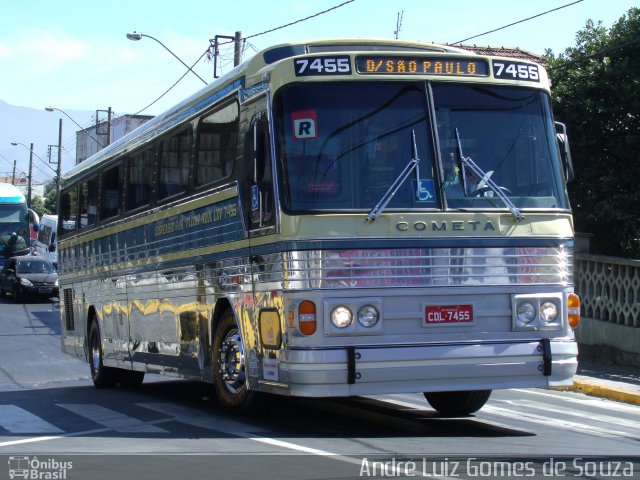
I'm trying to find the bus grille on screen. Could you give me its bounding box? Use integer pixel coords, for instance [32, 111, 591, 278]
[63, 288, 75, 331]
[260, 245, 573, 290]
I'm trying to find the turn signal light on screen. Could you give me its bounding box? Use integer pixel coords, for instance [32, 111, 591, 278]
[568, 293, 581, 329]
[298, 300, 317, 335]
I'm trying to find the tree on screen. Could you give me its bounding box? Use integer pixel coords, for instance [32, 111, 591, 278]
[544, 7, 640, 258]
[30, 196, 50, 218]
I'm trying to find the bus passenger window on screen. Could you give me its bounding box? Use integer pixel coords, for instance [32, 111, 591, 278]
[79, 176, 98, 228]
[100, 165, 121, 220]
[59, 187, 79, 235]
[159, 128, 192, 199]
[127, 149, 154, 210]
[196, 102, 238, 186]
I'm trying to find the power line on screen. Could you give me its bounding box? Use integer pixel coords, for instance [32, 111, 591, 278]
[244, 0, 356, 40]
[132, 47, 210, 116]
[452, 0, 584, 45]
[130, 0, 356, 115]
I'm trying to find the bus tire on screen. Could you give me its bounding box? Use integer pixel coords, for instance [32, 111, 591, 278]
[118, 370, 145, 389]
[88, 320, 118, 389]
[212, 310, 262, 414]
[423, 390, 491, 415]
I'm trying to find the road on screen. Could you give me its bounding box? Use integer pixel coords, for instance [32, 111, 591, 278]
[0, 297, 638, 479]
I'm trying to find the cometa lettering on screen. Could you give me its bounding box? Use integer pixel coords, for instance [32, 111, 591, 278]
[396, 220, 497, 232]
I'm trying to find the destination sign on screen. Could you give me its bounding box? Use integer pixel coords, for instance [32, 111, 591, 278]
[356, 56, 489, 77]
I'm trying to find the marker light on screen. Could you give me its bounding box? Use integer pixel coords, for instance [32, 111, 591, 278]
[568, 293, 581, 329]
[298, 300, 317, 335]
[330, 306, 353, 328]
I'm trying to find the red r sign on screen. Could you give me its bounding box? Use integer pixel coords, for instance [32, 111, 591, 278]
[291, 110, 318, 140]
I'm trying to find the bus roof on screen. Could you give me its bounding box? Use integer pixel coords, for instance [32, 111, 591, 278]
[0, 183, 27, 204]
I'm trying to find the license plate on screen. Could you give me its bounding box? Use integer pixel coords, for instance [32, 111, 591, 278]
[38, 288, 52, 294]
[425, 304, 473, 325]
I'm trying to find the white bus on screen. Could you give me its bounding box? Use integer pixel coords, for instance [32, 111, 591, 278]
[58, 39, 580, 414]
[35, 214, 58, 268]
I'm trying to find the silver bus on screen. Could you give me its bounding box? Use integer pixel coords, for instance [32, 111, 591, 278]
[58, 39, 580, 414]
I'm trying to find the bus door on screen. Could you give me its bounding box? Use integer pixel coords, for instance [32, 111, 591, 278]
[246, 112, 276, 236]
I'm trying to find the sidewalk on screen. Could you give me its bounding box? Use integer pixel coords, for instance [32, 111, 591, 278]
[563, 361, 640, 406]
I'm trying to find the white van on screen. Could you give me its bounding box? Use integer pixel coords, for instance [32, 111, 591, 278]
[35, 214, 58, 268]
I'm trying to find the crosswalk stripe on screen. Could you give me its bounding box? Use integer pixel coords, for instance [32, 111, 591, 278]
[56, 404, 169, 434]
[0, 405, 63, 433]
[482, 405, 635, 439]
[513, 388, 640, 414]
[497, 398, 640, 431]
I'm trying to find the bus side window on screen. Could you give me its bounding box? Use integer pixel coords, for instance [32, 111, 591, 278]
[100, 164, 121, 221]
[79, 176, 98, 228]
[59, 187, 79, 235]
[196, 101, 238, 187]
[159, 127, 192, 200]
[247, 114, 274, 230]
[127, 149, 154, 211]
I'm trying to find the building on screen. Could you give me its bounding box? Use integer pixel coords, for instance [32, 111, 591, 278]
[75, 114, 153, 164]
[452, 44, 545, 65]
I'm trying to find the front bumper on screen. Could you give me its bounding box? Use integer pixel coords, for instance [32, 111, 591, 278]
[273, 338, 578, 397]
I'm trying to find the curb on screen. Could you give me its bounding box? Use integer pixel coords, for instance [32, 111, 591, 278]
[556, 378, 640, 406]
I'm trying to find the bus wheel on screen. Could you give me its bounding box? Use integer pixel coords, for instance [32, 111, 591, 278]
[88, 320, 118, 389]
[118, 370, 145, 389]
[423, 390, 491, 415]
[212, 311, 261, 413]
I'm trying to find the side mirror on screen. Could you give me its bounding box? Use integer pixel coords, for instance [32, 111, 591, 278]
[28, 209, 40, 232]
[555, 122, 574, 183]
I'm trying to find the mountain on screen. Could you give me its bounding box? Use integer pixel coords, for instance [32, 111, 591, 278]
[0, 100, 93, 183]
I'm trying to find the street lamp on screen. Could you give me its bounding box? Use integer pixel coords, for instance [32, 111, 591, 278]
[126, 31, 208, 85]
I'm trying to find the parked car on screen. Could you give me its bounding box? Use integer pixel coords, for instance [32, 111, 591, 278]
[0, 256, 59, 301]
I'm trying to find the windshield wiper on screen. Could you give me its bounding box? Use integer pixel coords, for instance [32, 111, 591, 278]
[455, 128, 525, 222]
[367, 130, 421, 222]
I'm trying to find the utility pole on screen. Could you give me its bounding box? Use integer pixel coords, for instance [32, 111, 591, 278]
[27, 143, 33, 208]
[56, 119, 62, 214]
[96, 108, 112, 150]
[394, 11, 404, 39]
[12, 160, 16, 186]
[211, 32, 242, 78]
[234, 31, 242, 66]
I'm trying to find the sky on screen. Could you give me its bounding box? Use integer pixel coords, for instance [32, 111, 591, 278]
[0, 0, 637, 180]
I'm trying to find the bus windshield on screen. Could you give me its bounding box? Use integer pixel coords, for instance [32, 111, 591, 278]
[0, 203, 29, 258]
[275, 82, 569, 213]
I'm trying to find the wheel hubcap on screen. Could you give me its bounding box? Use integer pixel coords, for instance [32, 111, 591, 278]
[91, 333, 101, 374]
[218, 328, 245, 395]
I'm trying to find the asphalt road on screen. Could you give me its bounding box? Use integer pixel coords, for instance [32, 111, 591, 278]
[0, 297, 638, 479]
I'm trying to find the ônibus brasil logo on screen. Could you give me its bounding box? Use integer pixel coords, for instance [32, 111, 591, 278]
[8, 456, 73, 480]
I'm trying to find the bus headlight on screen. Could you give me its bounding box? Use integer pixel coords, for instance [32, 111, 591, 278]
[330, 306, 353, 328]
[516, 302, 536, 324]
[540, 301, 559, 323]
[512, 293, 564, 331]
[357, 305, 379, 328]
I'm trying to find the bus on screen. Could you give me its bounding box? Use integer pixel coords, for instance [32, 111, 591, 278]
[57, 39, 580, 415]
[0, 183, 39, 268]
